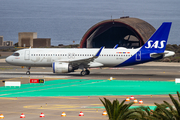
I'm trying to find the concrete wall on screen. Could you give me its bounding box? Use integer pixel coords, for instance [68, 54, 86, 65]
[18, 32, 37, 47]
[0, 36, 3, 46]
[3, 41, 13, 46]
[33, 38, 51, 48]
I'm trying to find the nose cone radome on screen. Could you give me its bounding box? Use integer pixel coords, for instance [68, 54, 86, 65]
[5, 56, 12, 64]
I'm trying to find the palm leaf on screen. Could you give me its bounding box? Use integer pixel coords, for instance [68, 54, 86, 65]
[163, 101, 174, 112]
[169, 93, 180, 116]
[177, 91, 180, 102]
[100, 98, 113, 119]
[100, 98, 140, 120]
[154, 102, 174, 120]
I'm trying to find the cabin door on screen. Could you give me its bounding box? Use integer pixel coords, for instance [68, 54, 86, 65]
[24, 50, 30, 60]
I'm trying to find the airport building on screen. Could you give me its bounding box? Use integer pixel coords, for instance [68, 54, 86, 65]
[33, 38, 51, 48]
[3, 41, 13, 46]
[18, 32, 51, 48]
[80, 17, 156, 48]
[18, 32, 37, 47]
[0, 36, 3, 46]
[0, 36, 13, 46]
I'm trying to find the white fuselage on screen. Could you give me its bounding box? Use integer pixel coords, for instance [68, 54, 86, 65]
[6, 47, 139, 67]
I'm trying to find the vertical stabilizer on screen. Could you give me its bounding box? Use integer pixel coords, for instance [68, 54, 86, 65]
[141, 22, 172, 52]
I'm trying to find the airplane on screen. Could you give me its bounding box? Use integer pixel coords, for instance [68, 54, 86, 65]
[6, 22, 175, 76]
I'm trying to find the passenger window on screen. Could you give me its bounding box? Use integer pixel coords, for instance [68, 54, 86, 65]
[13, 52, 20, 56]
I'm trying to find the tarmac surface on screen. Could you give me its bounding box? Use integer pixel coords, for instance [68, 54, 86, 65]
[0, 58, 180, 120]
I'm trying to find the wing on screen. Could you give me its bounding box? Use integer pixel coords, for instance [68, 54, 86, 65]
[58, 47, 104, 68]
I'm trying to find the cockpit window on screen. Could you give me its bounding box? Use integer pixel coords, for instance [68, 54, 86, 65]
[13, 52, 20, 56]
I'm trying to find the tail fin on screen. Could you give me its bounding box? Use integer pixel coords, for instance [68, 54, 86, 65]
[141, 22, 172, 52]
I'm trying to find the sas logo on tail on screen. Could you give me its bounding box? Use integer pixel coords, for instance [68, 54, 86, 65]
[145, 40, 166, 49]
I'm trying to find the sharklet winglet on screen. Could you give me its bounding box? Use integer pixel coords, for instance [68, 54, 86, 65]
[113, 44, 118, 49]
[95, 47, 104, 57]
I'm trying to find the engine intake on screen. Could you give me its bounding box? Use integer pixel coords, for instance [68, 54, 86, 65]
[52, 62, 73, 73]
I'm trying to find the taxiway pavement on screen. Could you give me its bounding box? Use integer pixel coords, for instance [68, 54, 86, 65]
[0, 60, 180, 120]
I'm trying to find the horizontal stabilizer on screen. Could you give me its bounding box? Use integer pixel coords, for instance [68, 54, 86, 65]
[150, 51, 175, 58]
[150, 53, 166, 58]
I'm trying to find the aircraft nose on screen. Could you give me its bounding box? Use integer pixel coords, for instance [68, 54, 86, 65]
[5, 56, 11, 64]
[5, 57, 9, 63]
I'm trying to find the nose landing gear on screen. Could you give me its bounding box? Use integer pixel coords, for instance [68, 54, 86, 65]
[26, 67, 31, 75]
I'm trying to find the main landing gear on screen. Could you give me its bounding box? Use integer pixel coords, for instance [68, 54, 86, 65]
[81, 69, 90, 76]
[26, 67, 31, 75]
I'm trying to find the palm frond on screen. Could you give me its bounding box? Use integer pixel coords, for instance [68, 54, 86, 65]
[154, 102, 174, 120]
[169, 93, 180, 116]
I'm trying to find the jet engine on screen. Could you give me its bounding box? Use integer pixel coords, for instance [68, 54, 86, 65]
[52, 62, 74, 73]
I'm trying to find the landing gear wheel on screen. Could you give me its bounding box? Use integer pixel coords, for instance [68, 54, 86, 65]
[26, 67, 31, 75]
[81, 71, 86, 76]
[26, 71, 30, 75]
[85, 70, 90, 75]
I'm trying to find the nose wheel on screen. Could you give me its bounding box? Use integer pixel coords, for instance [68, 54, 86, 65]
[26, 67, 31, 75]
[26, 71, 30, 75]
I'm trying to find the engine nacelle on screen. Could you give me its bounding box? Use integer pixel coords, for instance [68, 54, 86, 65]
[52, 62, 73, 73]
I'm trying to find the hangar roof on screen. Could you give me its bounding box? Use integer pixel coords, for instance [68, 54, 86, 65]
[80, 17, 156, 48]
